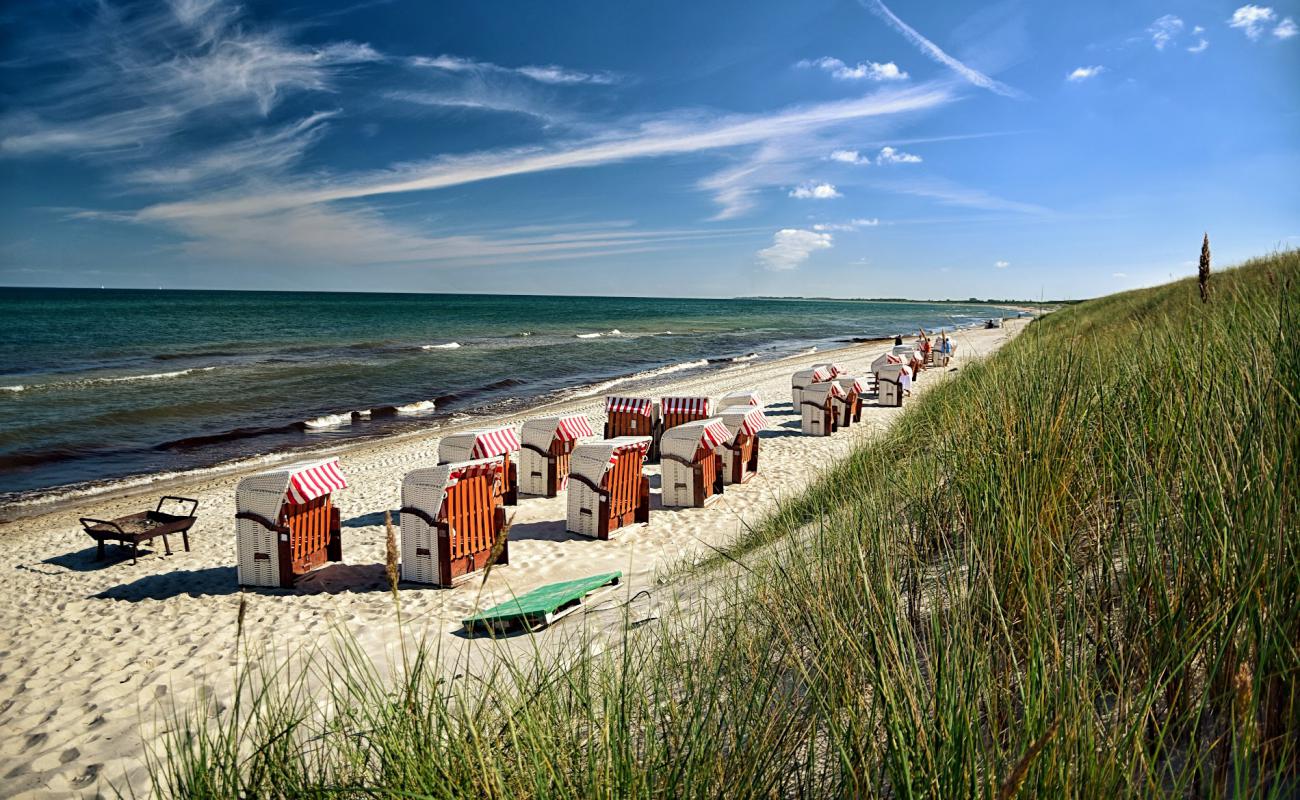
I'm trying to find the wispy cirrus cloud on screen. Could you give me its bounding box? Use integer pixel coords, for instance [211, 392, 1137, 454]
[871, 176, 1048, 215]
[757, 228, 833, 270]
[410, 54, 618, 85]
[796, 56, 908, 81]
[859, 0, 1024, 98]
[1148, 15, 1185, 50]
[0, 0, 379, 158]
[812, 218, 879, 231]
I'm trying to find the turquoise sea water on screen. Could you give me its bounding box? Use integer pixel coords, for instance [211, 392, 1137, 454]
[0, 288, 1003, 506]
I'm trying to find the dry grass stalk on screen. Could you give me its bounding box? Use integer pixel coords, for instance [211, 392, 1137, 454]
[1199, 233, 1212, 303]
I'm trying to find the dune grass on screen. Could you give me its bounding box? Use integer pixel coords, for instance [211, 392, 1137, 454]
[145, 251, 1298, 798]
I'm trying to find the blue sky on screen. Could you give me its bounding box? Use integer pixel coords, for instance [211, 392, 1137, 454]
[1, 0, 1296, 299]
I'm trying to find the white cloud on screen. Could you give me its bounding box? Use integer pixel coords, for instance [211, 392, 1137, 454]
[789, 182, 842, 199]
[0, 0, 379, 158]
[797, 57, 908, 81]
[861, 0, 1024, 98]
[1066, 65, 1105, 82]
[1228, 5, 1276, 39]
[995, 260, 1010, 268]
[135, 84, 952, 222]
[871, 176, 1050, 215]
[1112, 272, 1127, 278]
[1148, 15, 1185, 50]
[829, 149, 871, 165]
[410, 54, 618, 85]
[757, 229, 833, 271]
[812, 218, 879, 231]
[876, 146, 921, 164]
[1274, 17, 1298, 38]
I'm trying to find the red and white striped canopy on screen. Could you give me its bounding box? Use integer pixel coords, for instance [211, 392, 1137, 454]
[555, 414, 595, 441]
[825, 363, 848, 378]
[697, 419, 732, 449]
[886, 354, 902, 365]
[606, 396, 654, 416]
[720, 391, 761, 407]
[466, 427, 520, 458]
[608, 438, 652, 464]
[286, 458, 348, 505]
[738, 408, 769, 437]
[445, 458, 503, 487]
[661, 396, 711, 415]
[810, 366, 833, 382]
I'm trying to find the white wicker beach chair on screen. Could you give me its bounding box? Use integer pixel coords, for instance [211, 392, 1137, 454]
[438, 426, 521, 504]
[791, 366, 833, 406]
[800, 382, 844, 436]
[400, 456, 507, 586]
[566, 436, 652, 539]
[235, 458, 348, 589]
[660, 418, 732, 508]
[518, 414, 594, 497]
[714, 405, 769, 485]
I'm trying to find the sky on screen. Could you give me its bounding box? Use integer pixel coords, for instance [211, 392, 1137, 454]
[0, 0, 1297, 300]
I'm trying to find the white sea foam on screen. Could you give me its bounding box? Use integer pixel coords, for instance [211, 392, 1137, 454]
[575, 332, 603, 339]
[571, 359, 710, 398]
[801, 347, 818, 355]
[395, 400, 436, 414]
[352, 409, 372, 419]
[304, 413, 353, 429]
[731, 353, 758, 362]
[102, 367, 215, 383]
[1, 385, 24, 392]
[5, 367, 216, 393]
[421, 342, 461, 350]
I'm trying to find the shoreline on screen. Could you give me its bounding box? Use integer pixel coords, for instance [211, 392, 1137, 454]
[0, 330, 922, 524]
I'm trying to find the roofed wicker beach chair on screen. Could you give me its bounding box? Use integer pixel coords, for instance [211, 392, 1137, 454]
[400, 456, 508, 586]
[875, 363, 911, 407]
[822, 362, 849, 379]
[791, 365, 833, 406]
[800, 382, 844, 436]
[718, 390, 761, 409]
[660, 418, 732, 508]
[604, 396, 660, 458]
[438, 426, 521, 505]
[518, 414, 595, 498]
[235, 458, 347, 589]
[715, 405, 768, 485]
[566, 437, 652, 539]
[832, 375, 868, 427]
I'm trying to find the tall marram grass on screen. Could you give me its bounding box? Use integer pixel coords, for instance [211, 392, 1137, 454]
[146, 251, 1299, 798]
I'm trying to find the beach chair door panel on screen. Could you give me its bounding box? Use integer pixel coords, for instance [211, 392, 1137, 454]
[440, 473, 506, 584]
[281, 496, 336, 576]
[608, 454, 640, 530]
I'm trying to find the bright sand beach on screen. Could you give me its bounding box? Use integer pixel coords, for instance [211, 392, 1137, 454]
[0, 320, 1025, 797]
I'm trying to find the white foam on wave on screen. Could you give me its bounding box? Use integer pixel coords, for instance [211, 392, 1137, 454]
[353, 409, 371, 419]
[731, 353, 758, 362]
[103, 367, 216, 383]
[304, 413, 354, 429]
[571, 359, 710, 398]
[421, 342, 461, 350]
[396, 400, 436, 414]
[801, 347, 818, 355]
[575, 332, 603, 339]
[1, 385, 24, 393]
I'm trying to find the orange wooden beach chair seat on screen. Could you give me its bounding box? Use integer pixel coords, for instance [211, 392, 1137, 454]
[235, 458, 348, 589]
[604, 396, 659, 458]
[400, 456, 508, 586]
[566, 437, 652, 539]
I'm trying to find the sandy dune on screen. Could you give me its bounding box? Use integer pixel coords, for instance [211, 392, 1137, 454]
[0, 320, 1025, 797]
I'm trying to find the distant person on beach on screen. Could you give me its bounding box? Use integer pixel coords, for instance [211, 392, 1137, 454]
[894, 334, 903, 346]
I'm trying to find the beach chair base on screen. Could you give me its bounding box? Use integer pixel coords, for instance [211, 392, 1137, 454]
[462, 572, 622, 635]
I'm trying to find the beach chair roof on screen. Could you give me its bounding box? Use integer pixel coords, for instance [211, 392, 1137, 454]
[661, 396, 712, 415]
[792, 366, 834, 384]
[402, 457, 503, 521]
[659, 418, 733, 460]
[891, 345, 916, 356]
[834, 375, 869, 394]
[820, 362, 848, 378]
[570, 436, 652, 484]
[877, 362, 911, 378]
[718, 390, 761, 407]
[236, 457, 348, 517]
[606, 396, 655, 416]
[520, 414, 595, 448]
[803, 381, 846, 402]
[871, 352, 904, 371]
[717, 406, 769, 440]
[438, 426, 520, 463]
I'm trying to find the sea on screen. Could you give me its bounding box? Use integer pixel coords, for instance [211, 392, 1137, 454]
[0, 288, 1004, 513]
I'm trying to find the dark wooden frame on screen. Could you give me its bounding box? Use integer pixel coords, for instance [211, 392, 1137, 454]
[81, 496, 199, 565]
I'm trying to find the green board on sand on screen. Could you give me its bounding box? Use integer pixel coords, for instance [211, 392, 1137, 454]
[462, 572, 622, 634]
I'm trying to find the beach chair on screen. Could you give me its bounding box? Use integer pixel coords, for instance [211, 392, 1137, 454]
[235, 458, 347, 589]
[876, 364, 911, 407]
[438, 426, 521, 505]
[567, 437, 652, 539]
[604, 396, 660, 458]
[718, 390, 761, 409]
[660, 418, 732, 508]
[822, 362, 849, 379]
[800, 382, 844, 436]
[832, 376, 868, 427]
[399, 456, 508, 586]
[659, 395, 713, 449]
[791, 366, 833, 406]
[715, 405, 768, 485]
[519, 414, 594, 497]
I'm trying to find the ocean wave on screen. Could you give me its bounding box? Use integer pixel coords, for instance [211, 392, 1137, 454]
[575, 328, 623, 339]
[304, 413, 355, 429]
[395, 400, 436, 414]
[571, 359, 710, 398]
[2, 367, 216, 393]
[731, 353, 758, 362]
[421, 342, 461, 350]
